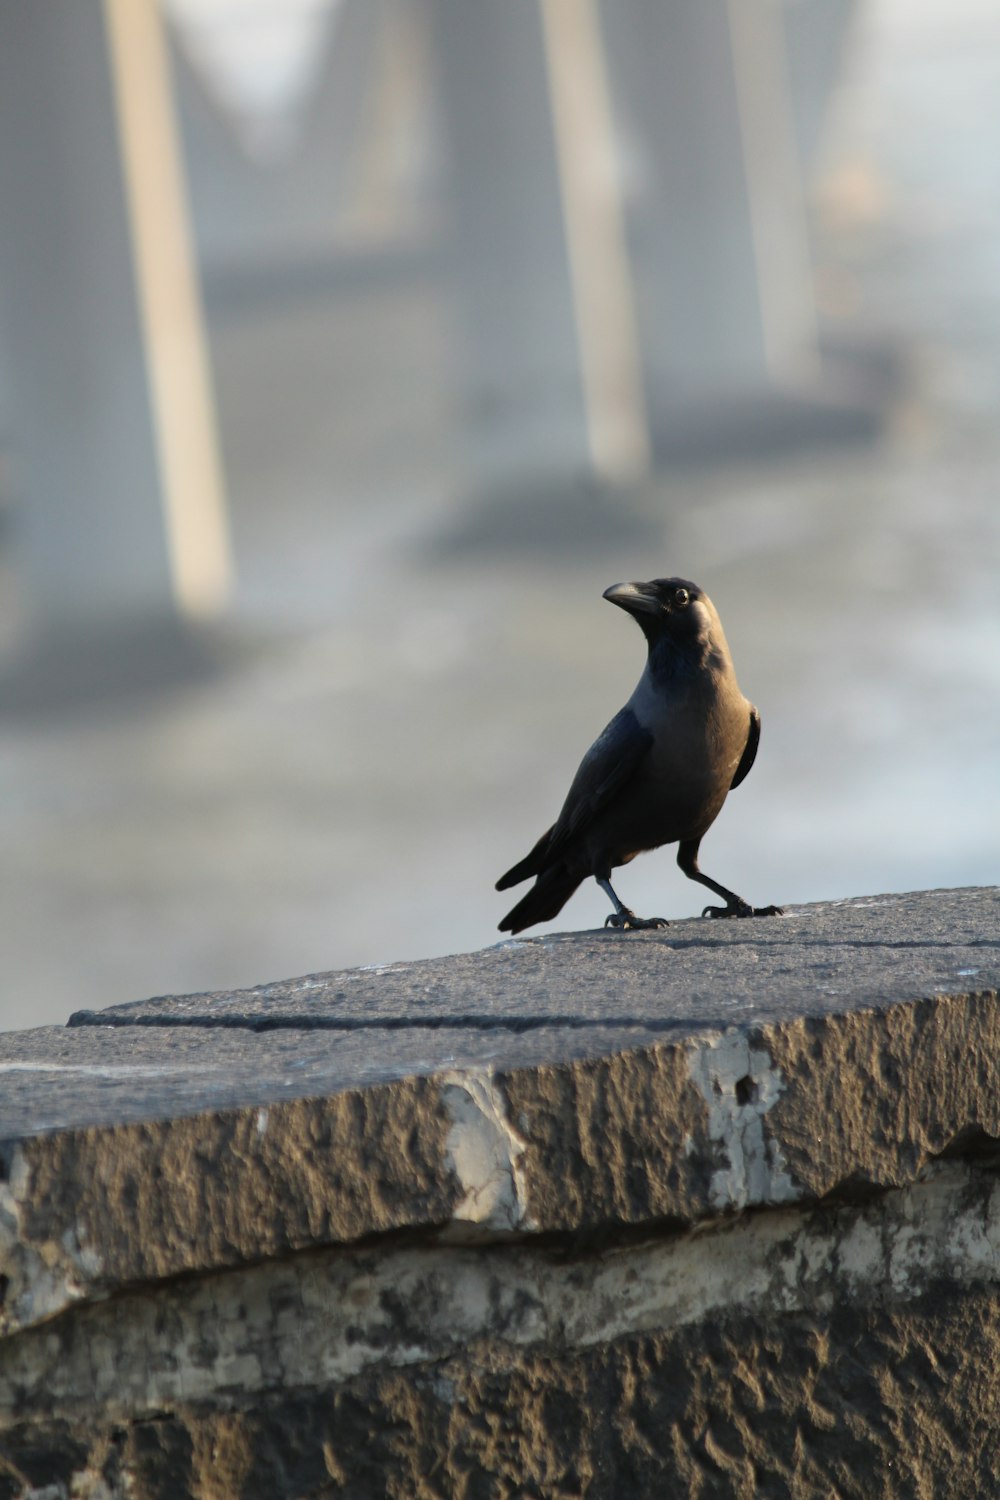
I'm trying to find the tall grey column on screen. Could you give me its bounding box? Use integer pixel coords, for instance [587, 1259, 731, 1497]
[0, 0, 230, 645]
[597, 0, 883, 459]
[427, 0, 593, 497]
[783, 0, 859, 168]
[171, 0, 385, 278]
[601, 0, 815, 394]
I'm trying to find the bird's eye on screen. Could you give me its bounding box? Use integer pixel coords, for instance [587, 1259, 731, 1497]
[674, 588, 690, 608]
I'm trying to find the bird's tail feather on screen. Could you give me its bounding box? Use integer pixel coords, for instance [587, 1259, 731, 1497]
[496, 823, 556, 891]
[498, 866, 581, 934]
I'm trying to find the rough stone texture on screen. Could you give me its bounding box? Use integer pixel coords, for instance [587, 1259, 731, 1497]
[4, 1264, 1000, 1497]
[1, 887, 1000, 1497]
[1, 1157, 999, 1421]
[67, 885, 999, 1037]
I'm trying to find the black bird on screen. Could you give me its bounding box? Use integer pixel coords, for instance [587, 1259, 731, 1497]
[496, 577, 782, 934]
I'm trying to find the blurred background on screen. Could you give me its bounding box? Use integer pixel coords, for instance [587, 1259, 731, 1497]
[0, 0, 997, 1030]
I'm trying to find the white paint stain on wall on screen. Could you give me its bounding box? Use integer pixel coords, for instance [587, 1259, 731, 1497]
[441, 1071, 531, 1235]
[686, 1030, 798, 1211]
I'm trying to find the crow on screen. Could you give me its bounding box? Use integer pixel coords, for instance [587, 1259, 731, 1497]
[496, 577, 782, 934]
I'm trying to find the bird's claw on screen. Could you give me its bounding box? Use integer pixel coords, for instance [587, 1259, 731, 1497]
[702, 902, 784, 920]
[605, 911, 669, 931]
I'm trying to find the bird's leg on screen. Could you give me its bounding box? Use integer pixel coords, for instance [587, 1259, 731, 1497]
[676, 840, 782, 920]
[596, 876, 668, 931]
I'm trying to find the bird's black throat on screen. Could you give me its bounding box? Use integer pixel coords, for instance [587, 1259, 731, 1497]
[646, 631, 709, 685]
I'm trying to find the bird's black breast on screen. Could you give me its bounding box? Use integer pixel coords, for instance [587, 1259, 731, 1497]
[576, 680, 750, 867]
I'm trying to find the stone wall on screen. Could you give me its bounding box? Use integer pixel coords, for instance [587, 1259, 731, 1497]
[0, 887, 998, 1497]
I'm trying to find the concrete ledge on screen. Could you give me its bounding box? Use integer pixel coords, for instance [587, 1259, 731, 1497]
[1, 887, 998, 1496]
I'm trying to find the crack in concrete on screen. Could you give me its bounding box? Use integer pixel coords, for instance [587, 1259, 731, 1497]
[624, 938, 1000, 954]
[65, 1011, 710, 1035]
[65, 979, 999, 1038]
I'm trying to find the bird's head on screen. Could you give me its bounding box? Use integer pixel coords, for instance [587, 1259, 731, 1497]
[603, 577, 727, 671]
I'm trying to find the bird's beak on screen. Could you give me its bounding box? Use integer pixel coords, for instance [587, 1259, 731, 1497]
[602, 581, 661, 618]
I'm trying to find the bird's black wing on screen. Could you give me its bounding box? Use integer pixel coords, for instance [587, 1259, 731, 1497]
[543, 707, 654, 860]
[729, 706, 760, 790]
[496, 708, 653, 890]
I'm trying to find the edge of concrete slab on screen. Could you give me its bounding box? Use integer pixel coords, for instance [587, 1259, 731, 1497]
[0, 886, 997, 1343]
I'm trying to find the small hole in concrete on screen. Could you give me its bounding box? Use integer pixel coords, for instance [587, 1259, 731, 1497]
[735, 1076, 756, 1106]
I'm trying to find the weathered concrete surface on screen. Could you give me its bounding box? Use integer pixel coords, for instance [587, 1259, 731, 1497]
[1, 888, 997, 1324]
[2, 1157, 999, 1421]
[1, 887, 1000, 1497]
[68, 884, 999, 1034]
[5, 1277, 1000, 1497]
[3, 1159, 1000, 1498]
